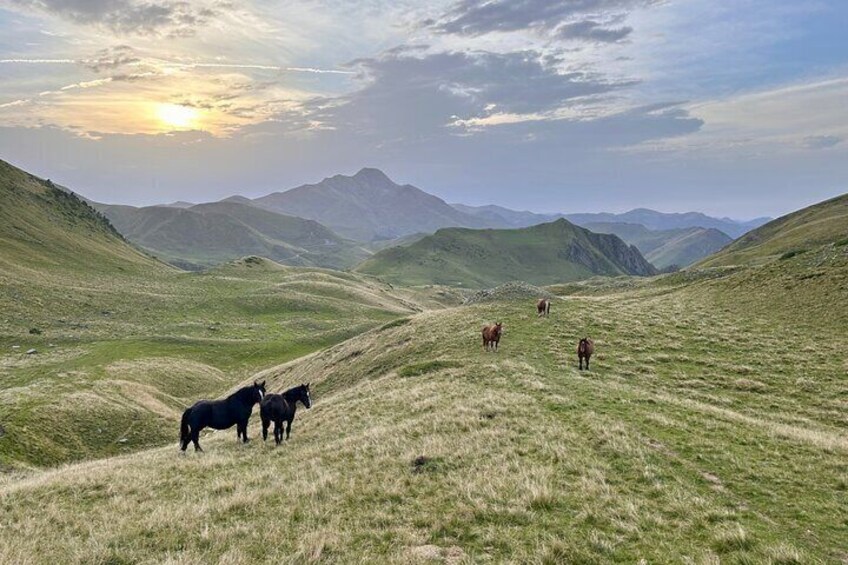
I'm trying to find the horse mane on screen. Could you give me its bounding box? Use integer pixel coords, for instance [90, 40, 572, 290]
[228, 384, 256, 402]
[282, 385, 304, 401]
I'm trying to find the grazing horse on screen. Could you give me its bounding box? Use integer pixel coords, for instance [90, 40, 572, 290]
[577, 338, 594, 370]
[180, 380, 266, 452]
[261, 383, 312, 445]
[482, 322, 503, 352]
[537, 298, 551, 317]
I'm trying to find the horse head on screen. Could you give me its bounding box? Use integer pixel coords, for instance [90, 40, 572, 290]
[495, 322, 503, 336]
[253, 380, 267, 403]
[300, 383, 312, 409]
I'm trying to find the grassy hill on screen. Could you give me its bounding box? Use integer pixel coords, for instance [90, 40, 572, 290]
[697, 192, 848, 267]
[0, 159, 165, 276]
[356, 218, 657, 287]
[584, 222, 732, 268]
[96, 200, 370, 270]
[252, 168, 493, 241]
[1, 245, 845, 562]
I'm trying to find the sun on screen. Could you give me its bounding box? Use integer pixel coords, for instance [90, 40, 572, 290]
[156, 103, 200, 130]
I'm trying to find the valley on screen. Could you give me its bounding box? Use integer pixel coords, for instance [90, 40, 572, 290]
[0, 158, 846, 562]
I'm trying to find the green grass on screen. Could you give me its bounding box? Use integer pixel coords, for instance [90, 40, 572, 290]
[0, 260, 436, 469]
[356, 218, 657, 288]
[698, 192, 848, 267]
[0, 243, 845, 562]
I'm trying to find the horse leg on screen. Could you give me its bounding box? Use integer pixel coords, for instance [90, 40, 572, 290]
[579, 356, 583, 370]
[286, 418, 293, 440]
[261, 415, 270, 442]
[586, 357, 590, 371]
[240, 420, 250, 443]
[274, 420, 282, 445]
[191, 427, 203, 452]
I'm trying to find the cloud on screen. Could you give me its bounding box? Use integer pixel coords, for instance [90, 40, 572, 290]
[83, 46, 140, 72]
[555, 20, 632, 43]
[427, 0, 659, 37]
[9, 0, 220, 36]
[803, 135, 842, 150]
[311, 48, 635, 141]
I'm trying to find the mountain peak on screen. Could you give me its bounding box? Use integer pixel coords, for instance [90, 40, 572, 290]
[352, 167, 393, 183]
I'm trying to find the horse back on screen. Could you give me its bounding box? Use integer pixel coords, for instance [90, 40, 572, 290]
[260, 394, 290, 420]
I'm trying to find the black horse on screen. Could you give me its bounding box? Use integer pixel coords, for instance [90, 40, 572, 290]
[260, 383, 312, 446]
[180, 380, 266, 452]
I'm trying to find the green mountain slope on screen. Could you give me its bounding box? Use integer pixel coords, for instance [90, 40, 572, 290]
[356, 218, 657, 287]
[0, 159, 165, 275]
[96, 201, 370, 270]
[697, 192, 848, 267]
[584, 222, 732, 268]
[252, 168, 493, 241]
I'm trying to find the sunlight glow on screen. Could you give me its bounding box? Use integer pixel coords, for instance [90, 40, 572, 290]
[156, 103, 200, 130]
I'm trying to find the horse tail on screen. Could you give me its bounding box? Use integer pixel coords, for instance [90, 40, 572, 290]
[180, 407, 192, 444]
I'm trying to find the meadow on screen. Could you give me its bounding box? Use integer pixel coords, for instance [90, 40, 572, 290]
[0, 257, 461, 469]
[0, 245, 845, 563]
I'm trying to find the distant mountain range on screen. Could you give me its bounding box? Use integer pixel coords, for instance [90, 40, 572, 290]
[581, 222, 732, 269]
[454, 203, 770, 239]
[94, 201, 369, 270]
[82, 166, 773, 272]
[249, 168, 493, 241]
[356, 218, 657, 287]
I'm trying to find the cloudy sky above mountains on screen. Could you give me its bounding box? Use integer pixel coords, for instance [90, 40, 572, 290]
[0, 0, 846, 217]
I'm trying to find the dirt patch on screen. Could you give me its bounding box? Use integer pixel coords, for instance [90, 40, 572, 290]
[409, 545, 467, 563]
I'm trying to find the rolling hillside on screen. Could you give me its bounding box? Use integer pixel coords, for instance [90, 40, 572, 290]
[697, 192, 848, 267]
[356, 218, 657, 287]
[0, 159, 165, 275]
[96, 200, 370, 270]
[583, 222, 732, 268]
[252, 168, 493, 241]
[1, 244, 846, 562]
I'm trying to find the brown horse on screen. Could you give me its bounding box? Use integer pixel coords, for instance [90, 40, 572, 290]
[536, 298, 551, 317]
[577, 338, 594, 370]
[482, 322, 503, 352]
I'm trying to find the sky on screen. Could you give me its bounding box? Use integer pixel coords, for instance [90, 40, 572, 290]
[0, 0, 846, 218]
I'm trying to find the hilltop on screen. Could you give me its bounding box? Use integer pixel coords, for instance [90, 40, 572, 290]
[251, 168, 493, 241]
[0, 159, 165, 276]
[95, 200, 370, 270]
[356, 218, 657, 287]
[583, 222, 732, 268]
[697, 192, 848, 267]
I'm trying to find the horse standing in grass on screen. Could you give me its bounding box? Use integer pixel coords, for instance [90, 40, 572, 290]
[180, 380, 266, 452]
[482, 322, 503, 352]
[577, 338, 594, 370]
[537, 298, 551, 317]
[261, 383, 312, 445]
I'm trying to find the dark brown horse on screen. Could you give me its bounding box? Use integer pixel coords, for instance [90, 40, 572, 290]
[577, 338, 594, 370]
[536, 298, 551, 317]
[482, 322, 503, 352]
[260, 383, 312, 445]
